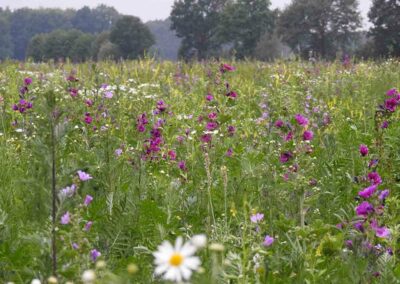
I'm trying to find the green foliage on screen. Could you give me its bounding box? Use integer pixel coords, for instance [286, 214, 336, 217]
[109, 16, 154, 60]
[368, 0, 400, 57]
[218, 0, 276, 58]
[278, 0, 361, 58]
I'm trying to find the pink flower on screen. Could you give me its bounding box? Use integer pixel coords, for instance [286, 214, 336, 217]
[263, 235, 274, 247]
[61, 212, 71, 225]
[294, 114, 309, 127]
[220, 63, 235, 72]
[358, 184, 377, 199]
[84, 195, 93, 206]
[356, 201, 374, 216]
[303, 130, 314, 141]
[84, 221, 93, 231]
[77, 170, 92, 181]
[250, 213, 264, 223]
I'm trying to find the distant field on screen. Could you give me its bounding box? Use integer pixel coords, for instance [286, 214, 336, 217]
[0, 59, 399, 283]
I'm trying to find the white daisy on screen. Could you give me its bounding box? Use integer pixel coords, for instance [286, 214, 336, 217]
[153, 236, 201, 283]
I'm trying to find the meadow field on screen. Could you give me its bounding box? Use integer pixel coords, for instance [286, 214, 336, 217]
[0, 59, 400, 283]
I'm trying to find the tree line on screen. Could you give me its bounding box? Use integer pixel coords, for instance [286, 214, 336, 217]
[0, 0, 399, 62]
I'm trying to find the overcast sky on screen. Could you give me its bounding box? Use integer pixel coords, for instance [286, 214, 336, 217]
[1, 0, 372, 27]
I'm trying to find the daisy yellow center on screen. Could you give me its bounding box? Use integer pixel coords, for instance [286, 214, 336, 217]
[169, 253, 184, 266]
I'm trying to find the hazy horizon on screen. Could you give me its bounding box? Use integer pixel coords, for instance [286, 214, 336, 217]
[1, 0, 372, 27]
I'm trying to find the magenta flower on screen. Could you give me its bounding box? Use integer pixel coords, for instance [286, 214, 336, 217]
[358, 184, 377, 199]
[90, 249, 101, 261]
[356, 201, 374, 216]
[84, 195, 93, 206]
[220, 63, 235, 72]
[178, 160, 187, 171]
[370, 220, 390, 238]
[104, 91, 113, 99]
[353, 222, 364, 232]
[303, 130, 314, 141]
[201, 134, 212, 143]
[368, 172, 382, 185]
[61, 212, 71, 225]
[208, 112, 217, 120]
[69, 88, 78, 97]
[275, 120, 284, 128]
[206, 121, 218, 131]
[226, 91, 237, 99]
[24, 77, 33, 86]
[284, 131, 293, 141]
[84, 113, 93, 124]
[279, 151, 293, 163]
[227, 125, 236, 136]
[263, 235, 274, 247]
[77, 170, 92, 181]
[386, 88, 398, 96]
[206, 94, 214, 101]
[359, 144, 368, 156]
[84, 221, 93, 231]
[384, 97, 397, 112]
[250, 213, 264, 223]
[294, 114, 309, 127]
[156, 100, 167, 112]
[226, 148, 233, 157]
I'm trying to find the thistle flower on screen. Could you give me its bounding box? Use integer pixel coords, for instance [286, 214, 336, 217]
[359, 144, 369, 156]
[275, 120, 284, 128]
[153, 236, 201, 283]
[24, 77, 33, 86]
[294, 114, 309, 127]
[355, 201, 374, 216]
[279, 151, 293, 163]
[358, 184, 377, 199]
[368, 172, 382, 185]
[303, 130, 314, 141]
[384, 97, 397, 112]
[205, 94, 214, 101]
[386, 88, 398, 96]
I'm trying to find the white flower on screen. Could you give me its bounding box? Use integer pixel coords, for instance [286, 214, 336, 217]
[153, 236, 201, 283]
[82, 269, 96, 283]
[31, 280, 41, 284]
[190, 234, 207, 249]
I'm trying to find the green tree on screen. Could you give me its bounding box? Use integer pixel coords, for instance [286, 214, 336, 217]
[368, 0, 400, 57]
[278, 0, 361, 58]
[0, 14, 13, 60]
[146, 18, 181, 60]
[109, 16, 154, 59]
[218, 0, 275, 58]
[170, 0, 228, 60]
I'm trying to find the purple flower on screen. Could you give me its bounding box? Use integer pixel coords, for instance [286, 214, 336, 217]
[226, 148, 233, 157]
[206, 94, 214, 101]
[378, 189, 390, 201]
[279, 151, 293, 163]
[303, 130, 314, 141]
[381, 121, 389, 129]
[263, 235, 274, 247]
[250, 213, 264, 223]
[275, 120, 284, 128]
[72, 243, 79, 250]
[24, 77, 33, 86]
[359, 144, 368, 156]
[84, 221, 93, 231]
[294, 114, 309, 127]
[226, 91, 237, 99]
[178, 160, 187, 171]
[384, 97, 397, 112]
[206, 121, 218, 131]
[61, 212, 71, 225]
[368, 172, 382, 185]
[77, 170, 92, 181]
[115, 148, 123, 157]
[156, 100, 167, 112]
[90, 249, 101, 261]
[104, 91, 113, 99]
[345, 240, 353, 248]
[84, 113, 93, 124]
[284, 131, 293, 141]
[208, 112, 217, 120]
[386, 88, 398, 96]
[356, 201, 374, 216]
[375, 227, 390, 238]
[201, 134, 212, 143]
[59, 184, 76, 199]
[227, 125, 236, 136]
[84, 195, 93, 206]
[353, 222, 364, 232]
[358, 184, 377, 199]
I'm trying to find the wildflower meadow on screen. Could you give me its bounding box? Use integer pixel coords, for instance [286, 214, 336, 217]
[0, 59, 400, 283]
